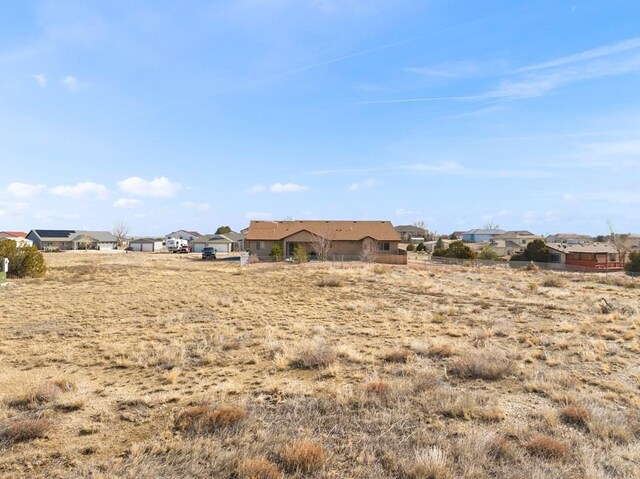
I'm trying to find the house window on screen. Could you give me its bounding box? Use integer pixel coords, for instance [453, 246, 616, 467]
[256, 241, 265, 251]
[379, 242, 390, 251]
[549, 254, 561, 263]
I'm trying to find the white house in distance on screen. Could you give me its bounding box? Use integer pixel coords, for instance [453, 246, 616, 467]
[165, 230, 201, 241]
[0, 231, 33, 247]
[490, 230, 543, 256]
[189, 232, 246, 253]
[26, 230, 118, 250]
[127, 237, 165, 252]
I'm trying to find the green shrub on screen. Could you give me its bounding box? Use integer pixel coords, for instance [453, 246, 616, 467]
[292, 244, 308, 264]
[625, 251, 640, 273]
[432, 241, 475, 259]
[270, 243, 283, 262]
[416, 242, 426, 252]
[406, 243, 415, 252]
[510, 239, 549, 263]
[0, 240, 47, 278]
[477, 246, 498, 260]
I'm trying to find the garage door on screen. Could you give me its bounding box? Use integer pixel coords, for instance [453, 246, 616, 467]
[142, 243, 153, 252]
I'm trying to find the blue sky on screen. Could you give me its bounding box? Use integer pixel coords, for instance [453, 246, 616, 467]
[1, 0, 639, 236]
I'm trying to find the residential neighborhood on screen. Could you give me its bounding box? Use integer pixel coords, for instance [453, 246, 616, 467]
[2, 221, 636, 273]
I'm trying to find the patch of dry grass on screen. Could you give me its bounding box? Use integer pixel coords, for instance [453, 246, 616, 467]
[237, 457, 282, 479]
[289, 339, 337, 369]
[0, 252, 638, 477]
[1, 418, 52, 443]
[524, 435, 567, 459]
[450, 350, 514, 380]
[175, 405, 247, 434]
[279, 440, 326, 473]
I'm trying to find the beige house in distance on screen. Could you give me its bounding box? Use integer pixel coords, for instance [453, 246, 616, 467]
[490, 230, 543, 256]
[246, 220, 401, 260]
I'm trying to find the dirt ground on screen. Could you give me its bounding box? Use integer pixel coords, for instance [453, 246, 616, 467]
[0, 251, 639, 478]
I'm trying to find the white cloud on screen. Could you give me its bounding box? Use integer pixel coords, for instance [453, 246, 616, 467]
[6, 182, 46, 198]
[245, 184, 266, 194]
[117, 176, 182, 197]
[61, 75, 78, 90]
[32, 74, 46, 87]
[0, 201, 29, 211]
[35, 210, 79, 221]
[348, 178, 380, 191]
[395, 208, 420, 217]
[245, 211, 272, 219]
[113, 198, 142, 208]
[269, 182, 309, 193]
[516, 37, 640, 73]
[50, 181, 108, 199]
[182, 201, 210, 212]
[403, 161, 467, 174]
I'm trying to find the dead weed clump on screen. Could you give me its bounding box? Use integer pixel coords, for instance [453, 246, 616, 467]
[175, 405, 247, 434]
[524, 435, 567, 459]
[1, 418, 52, 443]
[383, 348, 413, 363]
[317, 276, 343, 288]
[450, 351, 513, 381]
[6, 379, 76, 410]
[290, 340, 336, 369]
[436, 391, 505, 422]
[236, 457, 282, 479]
[409, 446, 451, 479]
[559, 405, 590, 427]
[279, 440, 326, 473]
[363, 380, 391, 396]
[541, 276, 565, 288]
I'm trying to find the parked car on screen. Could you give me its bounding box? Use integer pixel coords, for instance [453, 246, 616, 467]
[173, 246, 191, 254]
[202, 247, 217, 260]
[124, 246, 134, 252]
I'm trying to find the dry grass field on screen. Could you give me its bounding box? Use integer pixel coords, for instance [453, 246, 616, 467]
[1, 252, 639, 478]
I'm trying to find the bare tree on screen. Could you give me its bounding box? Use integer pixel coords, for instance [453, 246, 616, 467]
[608, 220, 630, 264]
[360, 238, 378, 263]
[311, 232, 332, 261]
[483, 221, 500, 230]
[112, 221, 130, 249]
[413, 220, 425, 230]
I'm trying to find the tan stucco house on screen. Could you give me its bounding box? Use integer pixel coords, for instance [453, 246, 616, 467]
[246, 220, 401, 260]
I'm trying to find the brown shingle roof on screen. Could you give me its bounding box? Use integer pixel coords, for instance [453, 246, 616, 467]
[546, 242, 618, 254]
[247, 220, 400, 242]
[0, 231, 28, 238]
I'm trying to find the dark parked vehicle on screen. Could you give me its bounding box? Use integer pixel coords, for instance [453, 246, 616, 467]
[202, 247, 217, 260]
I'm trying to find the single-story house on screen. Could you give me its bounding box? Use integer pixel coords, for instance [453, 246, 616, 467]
[394, 224, 428, 242]
[0, 231, 33, 247]
[165, 230, 201, 241]
[418, 239, 456, 253]
[462, 229, 506, 243]
[191, 234, 230, 253]
[128, 237, 165, 252]
[26, 230, 118, 251]
[190, 231, 246, 253]
[546, 233, 592, 244]
[490, 230, 543, 256]
[246, 220, 401, 260]
[546, 242, 623, 271]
